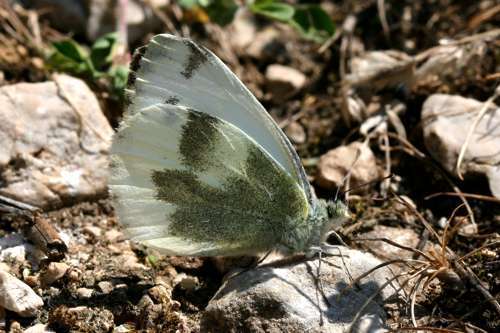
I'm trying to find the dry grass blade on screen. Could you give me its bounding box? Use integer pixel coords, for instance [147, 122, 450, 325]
[394, 327, 465, 333]
[458, 240, 500, 261]
[353, 237, 433, 262]
[348, 270, 416, 333]
[426, 192, 500, 204]
[410, 274, 426, 327]
[387, 132, 476, 225]
[456, 87, 500, 180]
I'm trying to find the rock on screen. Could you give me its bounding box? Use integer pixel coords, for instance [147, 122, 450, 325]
[21, 0, 166, 43]
[203, 247, 392, 332]
[41, 262, 69, 286]
[0, 270, 43, 317]
[0, 74, 113, 209]
[265, 64, 306, 102]
[316, 142, 380, 192]
[284, 121, 307, 144]
[422, 94, 500, 198]
[23, 323, 55, 333]
[49, 306, 114, 332]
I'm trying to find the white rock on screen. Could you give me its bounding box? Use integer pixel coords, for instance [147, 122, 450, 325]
[0, 270, 43, 317]
[316, 142, 380, 191]
[422, 94, 500, 198]
[0, 74, 113, 208]
[203, 247, 393, 332]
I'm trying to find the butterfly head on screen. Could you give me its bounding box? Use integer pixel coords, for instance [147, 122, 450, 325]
[326, 200, 350, 221]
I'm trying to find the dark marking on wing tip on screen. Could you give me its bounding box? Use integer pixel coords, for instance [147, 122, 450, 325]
[165, 96, 180, 105]
[127, 46, 147, 88]
[180, 40, 208, 80]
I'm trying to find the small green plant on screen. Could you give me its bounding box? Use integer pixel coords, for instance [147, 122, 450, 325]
[179, 0, 335, 43]
[47, 32, 128, 99]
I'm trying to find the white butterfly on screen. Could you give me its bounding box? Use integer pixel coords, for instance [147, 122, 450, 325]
[109, 34, 348, 257]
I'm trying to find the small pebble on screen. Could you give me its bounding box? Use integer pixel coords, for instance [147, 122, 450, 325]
[104, 229, 123, 242]
[97, 281, 114, 294]
[83, 225, 102, 238]
[76, 287, 93, 299]
[41, 262, 69, 285]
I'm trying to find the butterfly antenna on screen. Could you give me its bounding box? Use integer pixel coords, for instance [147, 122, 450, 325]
[334, 146, 362, 202]
[340, 174, 394, 196]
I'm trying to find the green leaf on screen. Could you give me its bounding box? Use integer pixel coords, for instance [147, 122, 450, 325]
[205, 0, 238, 26]
[250, 1, 295, 22]
[289, 5, 335, 43]
[90, 32, 119, 71]
[48, 39, 93, 75]
[109, 65, 129, 93]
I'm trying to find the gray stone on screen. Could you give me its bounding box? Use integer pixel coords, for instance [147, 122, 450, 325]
[203, 247, 394, 333]
[0, 74, 113, 208]
[316, 142, 380, 192]
[422, 94, 500, 198]
[0, 270, 43, 317]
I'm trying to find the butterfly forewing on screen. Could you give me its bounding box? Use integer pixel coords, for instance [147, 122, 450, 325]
[110, 105, 309, 256]
[125, 34, 313, 202]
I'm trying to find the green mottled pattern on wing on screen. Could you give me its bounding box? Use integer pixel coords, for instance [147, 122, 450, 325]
[110, 104, 309, 255]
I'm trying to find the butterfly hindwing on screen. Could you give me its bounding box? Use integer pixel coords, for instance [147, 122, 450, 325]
[125, 34, 313, 204]
[110, 104, 310, 256]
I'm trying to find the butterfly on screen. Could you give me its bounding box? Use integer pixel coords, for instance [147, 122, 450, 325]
[109, 34, 348, 257]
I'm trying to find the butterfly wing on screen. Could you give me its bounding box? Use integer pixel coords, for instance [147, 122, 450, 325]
[110, 104, 309, 256]
[126, 34, 314, 204]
